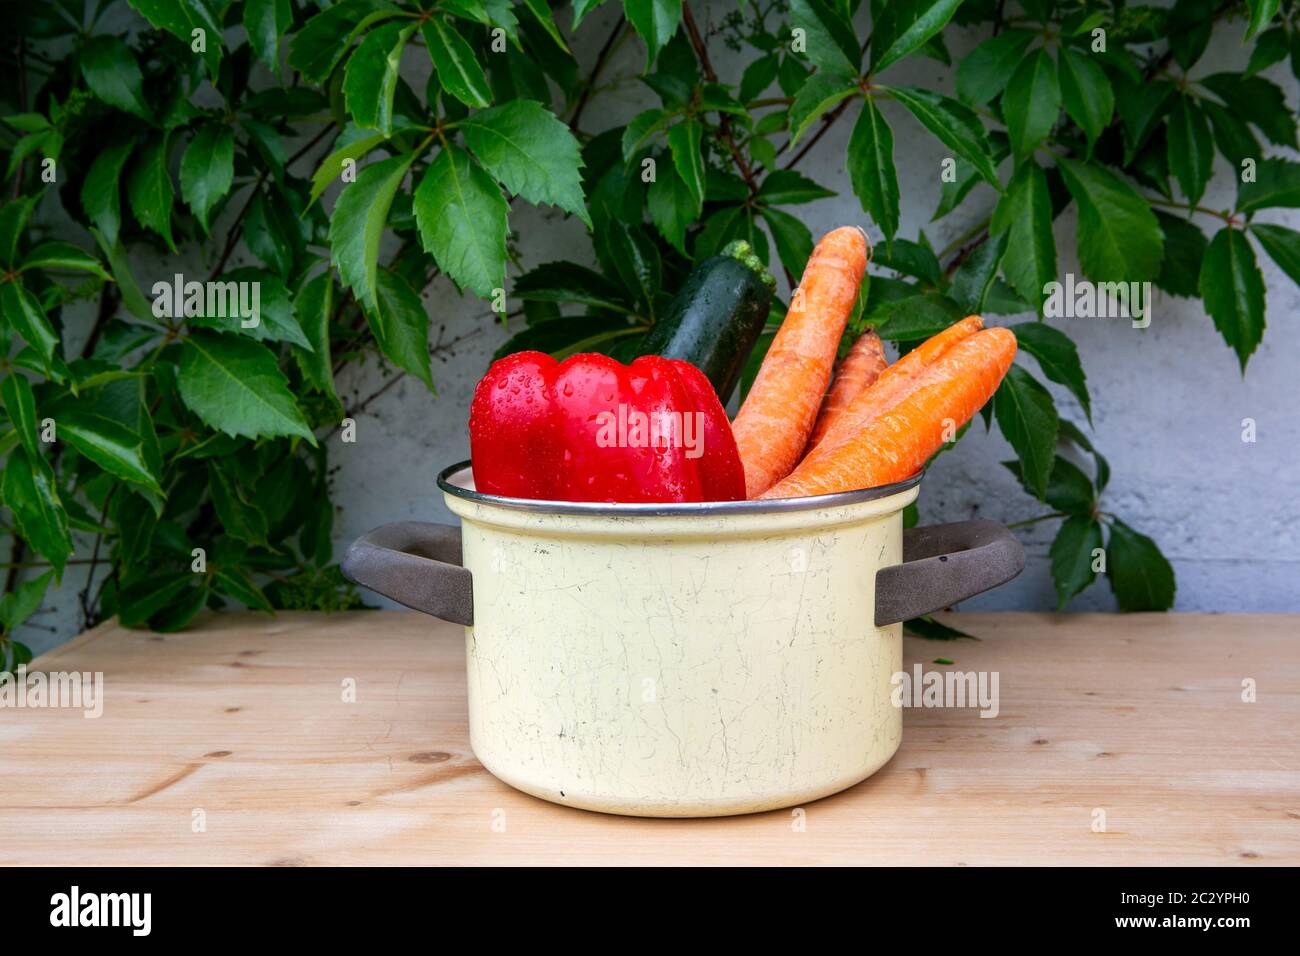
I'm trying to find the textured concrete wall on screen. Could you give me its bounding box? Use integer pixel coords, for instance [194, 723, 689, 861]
[17, 5, 1300, 654]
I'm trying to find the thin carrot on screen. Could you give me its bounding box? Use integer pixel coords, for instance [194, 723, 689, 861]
[807, 315, 984, 459]
[760, 327, 1017, 499]
[732, 226, 869, 497]
[806, 329, 887, 451]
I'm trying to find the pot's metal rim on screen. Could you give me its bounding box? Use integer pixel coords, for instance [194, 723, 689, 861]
[436, 460, 923, 517]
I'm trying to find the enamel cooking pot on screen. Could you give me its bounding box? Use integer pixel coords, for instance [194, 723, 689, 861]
[342, 462, 1023, 817]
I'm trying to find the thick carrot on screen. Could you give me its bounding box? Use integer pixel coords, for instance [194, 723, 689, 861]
[807, 315, 984, 459]
[732, 226, 868, 497]
[760, 327, 1017, 499]
[806, 329, 887, 451]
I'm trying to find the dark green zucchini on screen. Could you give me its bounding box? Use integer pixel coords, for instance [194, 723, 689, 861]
[638, 241, 775, 403]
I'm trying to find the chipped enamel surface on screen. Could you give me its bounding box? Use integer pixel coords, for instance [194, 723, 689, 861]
[443, 480, 920, 817]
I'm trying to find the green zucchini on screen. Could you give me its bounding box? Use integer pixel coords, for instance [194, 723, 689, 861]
[638, 241, 775, 403]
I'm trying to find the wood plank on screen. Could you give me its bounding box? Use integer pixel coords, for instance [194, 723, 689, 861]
[0, 610, 1297, 865]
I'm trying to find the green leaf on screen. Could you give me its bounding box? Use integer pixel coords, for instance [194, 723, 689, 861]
[80, 140, 133, 248]
[991, 160, 1056, 312]
[787, 72, 858, 148]
[872, 0, 965, 73]
[847, 98, 899, 241]
[460, 100, 590, 223]
[293, 271, 338, 402]
[2, 447, 72, 577]
[514, 261, 631, 312]
[309, 131, 388, 207]
[208, 462, 269, 545]
[126, 0, 223, 79]
[179, 124, 235, 233]
[622, 108, 668, 159]
[665, 119, 705, 216]
[1201, 100, 1261, 167]
[494, 315, 635, 360]
[761, 205, 815, 281]
[126, 134, 175, 252]
[1236, 158, 1300, 213]
[0, 373, 40, 460]
[57, 411, 163, 495]
[948, 231, 1007, 313]
[0, 569, 53, 634]
[1245, 25, 1289, 76]
[1004, 454, 1095, 515]
[886, 86, 999, 186]
[329, 152, 415, 310]
[1106, 519, 1176, 611]
[177, 331, 316, 443]
[757, 170, 835, 205]
[289, 0, 392, 82]
[245, 0, 293, 70]
[1244, 0, 1280, 41]
[214, 566, 275, 612]
[1049, 515, 1103, 609]
[790, 0, 860, 76]
[646, 162, 695, 253]
[422, 15, 492, 108]
[1153, 210, 1207, 298]
[956, 29, 1035, 106]
[1002, 48, 1060, 158]
[740, 53, 780, 103]
[871, 237, 940, 284]
[1165, 96, 1213, 206]
[0, 197, 37, 268]
[993, 364, 1058, 500]
[1198, 73, 1296, 149]
[344, 21, 414, 134]
[869, 292, 963, 341]
[1115, 79, 1176, 164]
[902, 614, 977, 640]
[20, 241, 109, 279]
[117, 572, 193, 629]
[1010, 322, 1091, 422]
[0, 281, 59, 364]
[624, 0, 683, 67]
[1056, 46, 1113, 155]
[242, 191, 297, 278]
[1056, 157, 1164, 283]
[80, 35, 150, 119]
[414, 145, 508, 297]
[368, 270, 433, 390]
[1199, 227, 1265, 371]
[1250, 222, 1300, 287]
[187, 269, 311, 350]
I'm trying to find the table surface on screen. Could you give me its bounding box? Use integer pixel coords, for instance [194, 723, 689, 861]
[2, 610, 1297, 866]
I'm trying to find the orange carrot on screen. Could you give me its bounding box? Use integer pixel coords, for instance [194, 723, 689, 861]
[760, 327, 1017, 499]
[808, 315, 984, 459]
[806, 329, 887, 451]
[732, 226, 869, 497]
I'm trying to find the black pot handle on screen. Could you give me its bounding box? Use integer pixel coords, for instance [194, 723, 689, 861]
[341, 522, 474, 626]
[875, 520, 1024, 627]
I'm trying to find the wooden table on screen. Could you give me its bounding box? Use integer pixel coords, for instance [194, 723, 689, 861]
[2, 611, 1296, 866]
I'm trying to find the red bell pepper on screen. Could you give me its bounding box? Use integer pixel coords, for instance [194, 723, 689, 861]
[469, 351, 746, 503]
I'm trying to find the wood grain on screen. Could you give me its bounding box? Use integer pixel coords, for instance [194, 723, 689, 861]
[1, 610, 1297, 865]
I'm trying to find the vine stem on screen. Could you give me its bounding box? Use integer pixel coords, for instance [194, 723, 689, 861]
[568, 16, 627, 133]
[682, 2, 761, 195]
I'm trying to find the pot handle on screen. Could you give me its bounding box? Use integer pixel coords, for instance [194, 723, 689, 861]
[341, 522, 474, 626]
[874, 520, 1024, 627]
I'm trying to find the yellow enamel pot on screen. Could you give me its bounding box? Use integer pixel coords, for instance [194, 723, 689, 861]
[342, 462, 1022, 817]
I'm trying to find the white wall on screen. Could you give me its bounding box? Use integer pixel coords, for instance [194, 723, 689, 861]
[17, 5, 1300, 654]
